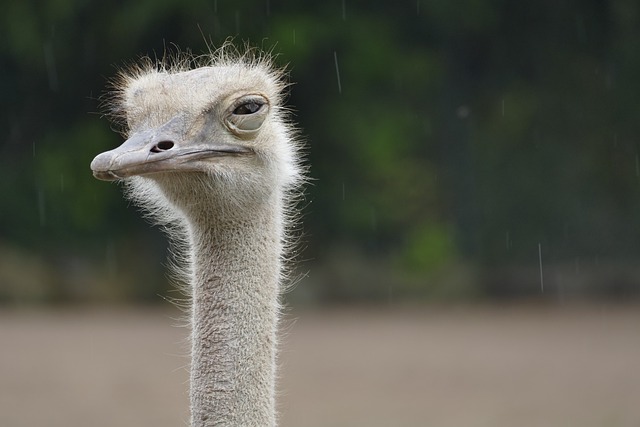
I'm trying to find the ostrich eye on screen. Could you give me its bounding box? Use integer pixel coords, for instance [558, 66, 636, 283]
[226, 96, 269, 134]
[233, 101, 263, 115]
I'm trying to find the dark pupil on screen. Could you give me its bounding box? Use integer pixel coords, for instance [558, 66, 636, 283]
[234, 102, 261, 115]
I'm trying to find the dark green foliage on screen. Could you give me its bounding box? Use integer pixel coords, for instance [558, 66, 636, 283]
[2, 0, 640, 302]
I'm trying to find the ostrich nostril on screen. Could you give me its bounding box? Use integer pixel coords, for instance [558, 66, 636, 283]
[150, 140, 175, 153]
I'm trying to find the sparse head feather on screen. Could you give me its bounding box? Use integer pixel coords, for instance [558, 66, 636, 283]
[104, 42, 288, 135]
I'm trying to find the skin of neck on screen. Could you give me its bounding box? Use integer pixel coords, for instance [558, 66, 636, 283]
[182, 181, 284, 427]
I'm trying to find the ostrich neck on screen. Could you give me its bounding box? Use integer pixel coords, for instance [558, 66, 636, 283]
[187, 195, 283, 427]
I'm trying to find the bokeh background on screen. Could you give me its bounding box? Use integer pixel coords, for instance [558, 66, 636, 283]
[2, 1, 640, 426]
[4, 0, 640, 303]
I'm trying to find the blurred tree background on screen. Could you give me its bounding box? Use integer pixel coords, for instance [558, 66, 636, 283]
[2, 0, 640, 304]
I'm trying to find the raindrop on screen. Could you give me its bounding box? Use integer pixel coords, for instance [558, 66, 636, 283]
[32, 141, 36, 157]
[456, 105, 470, 119]
[538, 243, 544, 293]
[417, 0, 420, 14]
[213, 0, 217, 13]
[333, 51, 342, 94]
[60, 174, 64, 192]
[501, 98, 505, 117]
[341, 182, 345, 200]
[265, 0, 270, 16]
[43, 41, 59, 92]
[292, 29, 296, 45]
[505, 231, 510, 250]
[341, 0, 346, 20]
[235, 10, 240, 34]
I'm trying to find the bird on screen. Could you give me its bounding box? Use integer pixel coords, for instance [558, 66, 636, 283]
[90, 44, 304, 427]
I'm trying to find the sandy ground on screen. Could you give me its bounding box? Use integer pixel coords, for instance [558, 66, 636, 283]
[0, 304, 639, 427]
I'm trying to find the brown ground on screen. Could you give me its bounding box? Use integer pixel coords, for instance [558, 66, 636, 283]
[0, 304, 639, 427]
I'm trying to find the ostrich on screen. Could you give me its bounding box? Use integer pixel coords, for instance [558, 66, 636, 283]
[90, 45, 304, 426]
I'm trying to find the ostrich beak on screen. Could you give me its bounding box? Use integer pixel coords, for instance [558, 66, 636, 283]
[90, 118, 252, 181]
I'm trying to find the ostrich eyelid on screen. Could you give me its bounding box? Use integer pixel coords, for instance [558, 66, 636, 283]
[229, 94, 269, 114]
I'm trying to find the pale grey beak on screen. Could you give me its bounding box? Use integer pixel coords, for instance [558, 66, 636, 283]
[90, 117, 252, 181]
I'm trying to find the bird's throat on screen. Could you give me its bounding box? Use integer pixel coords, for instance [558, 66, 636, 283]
[187, 205, 282, 427]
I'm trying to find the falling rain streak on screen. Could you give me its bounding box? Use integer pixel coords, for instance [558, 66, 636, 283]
[334, 51, 342, 94]
[538, 243, 544, 293]
[342, 0, 346, 20]
[43, 41, 58, 92]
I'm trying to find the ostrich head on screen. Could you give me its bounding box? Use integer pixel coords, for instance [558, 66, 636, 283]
[91, 48, 301, 216]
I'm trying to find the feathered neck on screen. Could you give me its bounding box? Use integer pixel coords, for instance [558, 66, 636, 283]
[184, 182, 284, 427]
